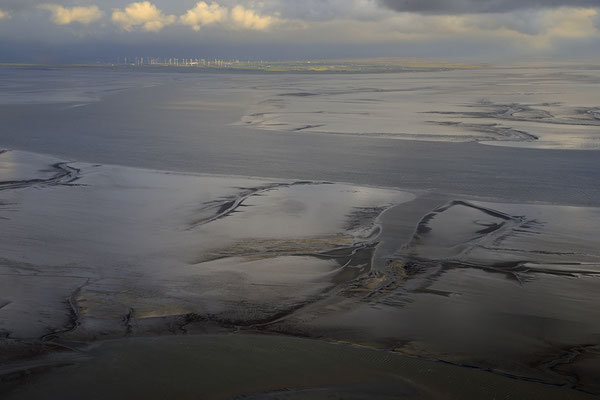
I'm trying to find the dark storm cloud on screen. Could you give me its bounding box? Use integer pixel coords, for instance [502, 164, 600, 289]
[0, 0, 98, 12]
[379, 0, 600, 14]
[0, 0, 41, 12]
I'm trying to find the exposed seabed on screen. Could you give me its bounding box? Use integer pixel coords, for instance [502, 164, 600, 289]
[0, 149, 599, 399]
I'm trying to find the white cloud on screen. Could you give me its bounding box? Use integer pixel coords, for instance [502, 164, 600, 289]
[180, 2, 227, 31]
[230, 5, 278, 30]
[179, 1, 281, 31]
[112, 1, 176, 32]
[39, 4, 102, 25]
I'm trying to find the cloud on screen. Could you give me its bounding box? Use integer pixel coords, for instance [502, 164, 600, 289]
[537, 7, 598, 41]
[1, 1, 599, 62]
[39, 4, 103, 25]
[378, 0, 600, 14]
[0, 0, 44, 13]
[596, 10, 600, 29]
[112, 1, 176, 32]
[0, 9, 8, 19]
[180, 2, 227, 31]
[179, 1, 281, 31]
[260, 0, 385, 22]
[447, 7, 599, 46]
[266, 5, 598, 54]
[230, 5, 277, 30]
[362, 6, 599, 49]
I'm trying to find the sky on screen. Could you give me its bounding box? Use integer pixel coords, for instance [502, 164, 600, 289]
[0, 0, 599, 63]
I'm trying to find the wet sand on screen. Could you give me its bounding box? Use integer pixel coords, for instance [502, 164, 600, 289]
[1, 149, 599, 397]
[0, 150, 411, 340]
[2, 334, 595, 400]
[237, 68, 600, 150]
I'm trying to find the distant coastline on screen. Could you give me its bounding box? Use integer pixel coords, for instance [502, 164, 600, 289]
[0, 57, 485, 74]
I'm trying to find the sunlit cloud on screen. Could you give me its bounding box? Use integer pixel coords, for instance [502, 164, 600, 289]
[112, 1, 176, 32]
[39, 4, 103, 25]
[180, 1, 281, 31]
[0, 9, 8, 20]
[230, 5, 278, 30]
[180, 2, 227, 31]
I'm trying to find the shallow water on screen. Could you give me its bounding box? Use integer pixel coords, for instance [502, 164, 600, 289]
[0, 67, 599, 206]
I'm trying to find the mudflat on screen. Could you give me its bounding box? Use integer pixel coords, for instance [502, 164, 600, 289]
[1, 66, 599, 398]
[2, 334, 596, 400]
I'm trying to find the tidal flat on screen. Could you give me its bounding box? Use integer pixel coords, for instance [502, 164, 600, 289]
[0, 65, 599, 398]
[0, 149, 598, 398]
